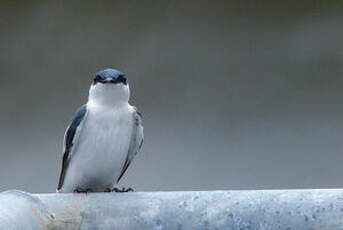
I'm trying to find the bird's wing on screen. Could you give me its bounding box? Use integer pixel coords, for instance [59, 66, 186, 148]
[117, 108, 144, 183]
[57, 105, 88, 190]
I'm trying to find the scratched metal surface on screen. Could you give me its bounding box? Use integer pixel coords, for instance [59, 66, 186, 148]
[1, 189, 343, 229]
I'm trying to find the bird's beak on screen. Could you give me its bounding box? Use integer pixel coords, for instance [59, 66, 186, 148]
[104, 78, 113, 83]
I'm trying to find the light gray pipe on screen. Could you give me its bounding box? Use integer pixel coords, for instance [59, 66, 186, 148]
[0, 189, 343, 229]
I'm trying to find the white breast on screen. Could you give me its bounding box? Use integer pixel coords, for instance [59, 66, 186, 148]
[62, 103, 134, 192]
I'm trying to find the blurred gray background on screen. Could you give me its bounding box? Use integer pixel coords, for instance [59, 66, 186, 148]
[1, 1, 343, 193]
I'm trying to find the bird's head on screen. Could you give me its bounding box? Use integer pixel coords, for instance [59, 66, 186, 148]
[88, 68, 130, 106]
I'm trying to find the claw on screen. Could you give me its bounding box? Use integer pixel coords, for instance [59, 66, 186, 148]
[73, 188, 93, 193]
[126, 188, 134, 192]
[111, 187, 134, 192]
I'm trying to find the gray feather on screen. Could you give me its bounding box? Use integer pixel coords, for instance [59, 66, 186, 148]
[117, 108, 143, 183]
[57, 105, 88, 190]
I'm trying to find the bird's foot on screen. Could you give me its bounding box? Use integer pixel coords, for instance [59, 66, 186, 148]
[73, 188, 93, 193]
[110, 187, 134, 193]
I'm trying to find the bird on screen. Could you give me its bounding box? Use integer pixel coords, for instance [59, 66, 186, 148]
[57, 68, 143, 193]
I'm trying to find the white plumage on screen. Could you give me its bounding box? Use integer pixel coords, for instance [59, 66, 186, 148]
[57, 70, 143, 193]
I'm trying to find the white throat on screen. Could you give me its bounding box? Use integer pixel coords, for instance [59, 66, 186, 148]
[88, 83, 130, 108]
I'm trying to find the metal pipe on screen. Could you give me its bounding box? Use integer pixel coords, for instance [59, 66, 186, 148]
[1, 189, 343, 229]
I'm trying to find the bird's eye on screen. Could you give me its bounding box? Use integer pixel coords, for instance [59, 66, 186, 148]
[93, 75, 102, 84]
[118, 75, 127, 85]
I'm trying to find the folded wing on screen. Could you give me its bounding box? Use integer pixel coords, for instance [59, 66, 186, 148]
[57, 105, 88, 191]
[117, 108, 144, 183]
